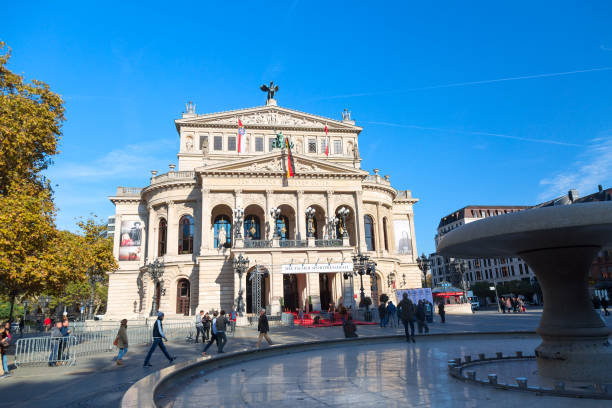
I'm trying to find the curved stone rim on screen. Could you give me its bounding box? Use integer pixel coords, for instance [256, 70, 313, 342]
[120, 331, 536, 407]
[448, 353, 612, 399]
[438, 202, 612, 258]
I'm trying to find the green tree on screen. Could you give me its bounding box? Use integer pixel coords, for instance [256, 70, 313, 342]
[0, 41, 65, 195]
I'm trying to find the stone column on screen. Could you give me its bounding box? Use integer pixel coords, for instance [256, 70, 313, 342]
[167, 201, 178, 255]
[326, 190, 334, 238]
[265, 189, 273, 240]
[147, 205, 156, 260]
[355, 191, 367, 252]
[308, 273, 321, 311]
[376, 203, 384, 254]
[200, 189, 210, 254]
[296, 190, 305, 240]
[408, 213, 417, 261]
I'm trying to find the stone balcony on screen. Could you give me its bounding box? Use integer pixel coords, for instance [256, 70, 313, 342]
[115, 187, 143, 196]
[150, 171, 196, 186]
[236, 237, 348, 250]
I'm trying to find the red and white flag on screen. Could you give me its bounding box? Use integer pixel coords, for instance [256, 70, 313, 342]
[238, 119, 245, 153]
[324, 123, 329, 156]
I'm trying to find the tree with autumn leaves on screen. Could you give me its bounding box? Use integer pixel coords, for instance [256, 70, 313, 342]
[0, 41, 117, 320]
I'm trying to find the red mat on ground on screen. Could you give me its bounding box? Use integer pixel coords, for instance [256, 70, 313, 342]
[288, 311, 378, 327]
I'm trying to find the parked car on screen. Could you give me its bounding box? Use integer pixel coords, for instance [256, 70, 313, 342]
[470, 297, 481, 310]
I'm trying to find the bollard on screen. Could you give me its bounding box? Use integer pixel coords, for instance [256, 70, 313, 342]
[516, 377, 528, 389]
[515, 351, 523, 357]
[464, 355, 472, 363]
[478, 353, 486, 360]
[488, 374, 498, 385]
[554, 381, 565, 391]
[496, 352, 503, 359]
[465, 370, 476, 380]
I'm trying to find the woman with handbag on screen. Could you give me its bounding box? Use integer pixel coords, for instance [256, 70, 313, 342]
[114, 319, 128, 365]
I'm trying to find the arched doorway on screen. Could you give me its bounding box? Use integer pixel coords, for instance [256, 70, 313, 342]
[319, 273, 333, 311]
[370, 273, 383, 307]
[246, 266, 269, 313]
[176, 279, 190, 315]
[283, 274, 299, 311]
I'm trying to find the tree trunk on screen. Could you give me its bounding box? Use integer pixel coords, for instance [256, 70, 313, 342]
[8, 292, 16, 322]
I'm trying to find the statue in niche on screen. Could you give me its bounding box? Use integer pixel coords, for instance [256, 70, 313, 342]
[218, 226, 227, 248]
[185, 136, 194, 152]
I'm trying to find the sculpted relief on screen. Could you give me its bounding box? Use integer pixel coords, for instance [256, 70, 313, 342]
[207, 112, 324, 128]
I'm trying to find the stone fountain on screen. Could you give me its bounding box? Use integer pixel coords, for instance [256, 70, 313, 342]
[438, 201, 612, 382]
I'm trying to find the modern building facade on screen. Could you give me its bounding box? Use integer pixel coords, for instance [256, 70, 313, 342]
[430, 205, 535, 288]
[105, 95, 421, 319]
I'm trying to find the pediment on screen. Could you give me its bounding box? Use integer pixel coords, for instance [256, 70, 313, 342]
[176, 105, 361, 131]
[197, 152, 367, 177]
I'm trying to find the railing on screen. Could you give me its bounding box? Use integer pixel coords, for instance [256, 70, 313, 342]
[14, 322, 192, 366]
[315, 239, 342, 247]
[279, 240, 308, 248]
[244, 240, 272, 248]
[115, 187, 143, 196]
[364, 174, 391, 186]
[150, 171, 196, 185]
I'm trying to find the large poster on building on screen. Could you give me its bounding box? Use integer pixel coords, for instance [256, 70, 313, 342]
[396, 288, 433, 305]
[394, 219, 413, 255]
[119, 220, 142, 261]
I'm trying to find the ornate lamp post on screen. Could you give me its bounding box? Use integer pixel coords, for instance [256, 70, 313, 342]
[337, 207, 350, 238]
[144, 258, 165, 317]
[305, 206, 316, 238]
[233, 254, 250, 316]
[270, 207, 281, 238]
[416, 253, 431, 288]
[352, 252, 377, 308]
[234, 207, 244, 239]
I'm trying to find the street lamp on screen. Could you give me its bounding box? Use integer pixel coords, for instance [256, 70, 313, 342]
[416, 253, 431, 288]
[490, 281, 502, 313]
[352, 252, 377, 308]
[144, 258, 165, 317]
[87, 269, 105, 320]
[337, 207, 350, 238]
[233, 254, 250, 316]
[305, 206, 316, 238]
[22, 299, 29, 332]
[270, 207, 281, 238]
[234, 207, 244, 239]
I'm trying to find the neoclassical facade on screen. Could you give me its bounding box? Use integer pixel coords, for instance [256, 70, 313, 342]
[106, 97, 421, 320]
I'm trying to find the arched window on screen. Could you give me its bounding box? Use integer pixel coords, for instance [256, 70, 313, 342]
[214, 215, 231, 248]
[244, 215, 261, 240]
[276, 215, 289, 240]
[382, 217, 389, 251]
[178, 215, 194, 254]
[176, 279, 190, 315]
[158, 218, 167, 256]
[364, 215, 375, 251]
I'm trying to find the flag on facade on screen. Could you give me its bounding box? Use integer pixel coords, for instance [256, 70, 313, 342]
[238, 119, 245, 153]
[285, 136, 295, 178]
[324, 123, 329, 156]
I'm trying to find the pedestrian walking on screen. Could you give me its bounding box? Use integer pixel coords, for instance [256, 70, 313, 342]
[256, 309, 273, 348]
[499, 297, 506, 314]
[202, 311, 218, 356]
[114, 319, 128, 365]
[195, 310, 205, 343]
[202, 312, 211, 340]
[143, 312, 176, 367]
[415, 300, 429, 334]
[215, 310, 228, 353]
[378, 301, 387, 328]
[438, 300, 446, 323]
[343, 315, 358, 338]
[0, 323, 10, 377]
[48, 321, 63, 366]
[44, 316, 51, 332]
[386, 301, 397, 328]
[58, 319, 71, 364]
[602, 297, 610, 316]
[505, 297, 512, 313]
[398, 293, 416, 343]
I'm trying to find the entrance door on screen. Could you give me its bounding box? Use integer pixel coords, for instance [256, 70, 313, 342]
[319, 274, 332, 311]
[176, 279, 190, 315]
[283, 274, 299, 311]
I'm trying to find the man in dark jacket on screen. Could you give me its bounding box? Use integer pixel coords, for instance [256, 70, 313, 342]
[397, 293, 416, 343]
[438, 300, 446, 323]
[415, 300, 429, 334]
[256, 309, 273, 348]
[144, 312, 176, 367]
[215, 310, 228, 353]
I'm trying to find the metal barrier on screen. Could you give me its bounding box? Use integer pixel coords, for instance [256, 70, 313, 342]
[15, 322, 193, 366]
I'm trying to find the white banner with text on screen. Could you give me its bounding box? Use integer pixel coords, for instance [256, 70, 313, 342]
[281, 263, 354, 274]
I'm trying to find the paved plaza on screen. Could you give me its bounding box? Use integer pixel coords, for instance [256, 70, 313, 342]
[1, 309, 611, 407]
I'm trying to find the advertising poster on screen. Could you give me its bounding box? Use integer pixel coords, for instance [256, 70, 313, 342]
[394, 219, 413, 255]
[119, 220, 142, 261]
[396, 288, 433, 305]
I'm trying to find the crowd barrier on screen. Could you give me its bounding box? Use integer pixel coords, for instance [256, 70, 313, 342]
[14, 322, 192, 367]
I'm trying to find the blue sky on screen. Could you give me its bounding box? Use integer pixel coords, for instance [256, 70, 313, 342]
[3, 1, 612, 255]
